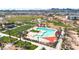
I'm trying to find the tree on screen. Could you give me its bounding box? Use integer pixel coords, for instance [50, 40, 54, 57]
[18, 31, 22, 41]
[8, 30, 12, 43]
[42, 47, 46, 50]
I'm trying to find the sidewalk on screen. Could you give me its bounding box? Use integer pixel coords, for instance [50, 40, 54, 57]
[55, 38, 63, 50]
[21, 38, 55, 50]
[55, 30, 64, 50]
[0, 32, 55, 50]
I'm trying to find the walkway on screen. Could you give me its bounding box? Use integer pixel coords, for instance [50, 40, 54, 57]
[55, 38, 63, 50]
[55, 29, 64, 50]
[0, 26, 65, 50]
[21, 38, 55, 50]
[0, 32, 55, 50]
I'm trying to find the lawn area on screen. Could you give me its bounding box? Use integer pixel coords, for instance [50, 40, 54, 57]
[6, 15, 42, 23]
[0, 36, 17, 43]
[3, 24, 35, 37]
[52, 21, 66, 26]
[2, 15, 38, 37]
[24, 21, 37, 25]
[48, 20, 69, 27]
[14, 40, 38, 50]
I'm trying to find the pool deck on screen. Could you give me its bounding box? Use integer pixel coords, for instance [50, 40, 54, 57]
[26, 27, 57, 43]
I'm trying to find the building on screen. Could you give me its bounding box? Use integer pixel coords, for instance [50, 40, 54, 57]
[67, 15, 79, 20]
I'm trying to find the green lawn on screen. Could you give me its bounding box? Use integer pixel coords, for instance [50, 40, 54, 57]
[30, 29, 39, 32]
[0, 36, 17, 43]
[48, 20, 69, 27]
[3, 24, 35, 37]
[52, 21, 66, 26]
[14, 40, 38, 50]
[2, 15, 38, 37]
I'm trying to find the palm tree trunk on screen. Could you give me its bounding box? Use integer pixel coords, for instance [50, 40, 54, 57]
[8, 30, 11, 42]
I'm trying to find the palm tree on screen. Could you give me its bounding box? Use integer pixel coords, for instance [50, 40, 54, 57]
[37, 36, 39, 43]
[42, 47, 46, 50]
[0, 42, 3, 50]
[18, 31, 22, 41]
[8, 29, 12, 42]
[23, 31, 28, 38]
[18, 31, 26, 41]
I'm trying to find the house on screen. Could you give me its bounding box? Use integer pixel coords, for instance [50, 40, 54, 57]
[67, 15, 79, 20]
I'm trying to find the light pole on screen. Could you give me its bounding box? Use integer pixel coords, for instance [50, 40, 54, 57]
[37, 36, 39, 43]
[8, 29, 11, 42]
[19, 32, 22, 41]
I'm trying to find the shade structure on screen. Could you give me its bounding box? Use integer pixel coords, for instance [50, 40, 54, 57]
[43, 37, 57, 43]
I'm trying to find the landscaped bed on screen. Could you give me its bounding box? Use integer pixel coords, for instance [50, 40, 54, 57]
[0, 36, 17, 43]
[0, 36, 38, 50]
[14, 40, 38, 50]
[30, 29, 40, 32]
[51, 21, 66, 26]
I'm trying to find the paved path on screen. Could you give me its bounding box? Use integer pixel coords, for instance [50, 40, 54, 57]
[21, 38, 55, 50]
[0, 27, 65, 50]
[55, 30, 64, 50]
[0, 24, 65, 50]
[55, 39, 63, 50]
[0, 32, 55, 50]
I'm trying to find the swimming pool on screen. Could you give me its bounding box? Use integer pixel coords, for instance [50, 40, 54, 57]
[35, 27, 56, 38]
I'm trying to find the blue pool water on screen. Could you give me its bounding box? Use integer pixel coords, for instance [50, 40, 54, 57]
[35, 27, 56, 37]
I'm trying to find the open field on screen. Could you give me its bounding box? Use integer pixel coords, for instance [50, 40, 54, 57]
[48, 20, 70, 27]
[2, 15, 38, 37]
[6, 15, 43, 23]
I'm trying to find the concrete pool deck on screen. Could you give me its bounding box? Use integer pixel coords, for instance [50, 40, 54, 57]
[26, 27, 57, 43]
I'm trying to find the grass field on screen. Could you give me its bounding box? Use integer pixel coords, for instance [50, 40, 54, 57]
[48, 20, 70, 27]
[6, 15, 42, 23]
[0, 36, 17, 43]
[2, 15, 39, 37]
[3, 24, 36, 37]
[14, 40, 38, 50]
